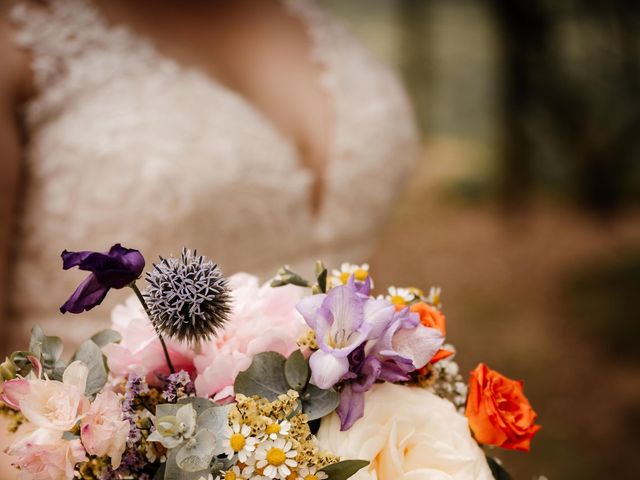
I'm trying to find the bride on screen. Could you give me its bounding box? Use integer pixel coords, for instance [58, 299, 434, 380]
[0, 0, 419, 353]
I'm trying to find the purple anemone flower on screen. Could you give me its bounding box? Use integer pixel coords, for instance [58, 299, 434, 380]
[296, 277, 395, 389]
[60, 244, 145, 314]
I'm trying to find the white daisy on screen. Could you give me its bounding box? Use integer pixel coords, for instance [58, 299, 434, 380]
[297, 466, 328, 480]
[215, 464, 255, 480]
[264, 420, 291, 440]
[255, 438, 298, 479]
[329, 263, 372, 288]
[386, 286, 415, 306]
[427, 286, 442, 308]
[222, 422, 257, 462]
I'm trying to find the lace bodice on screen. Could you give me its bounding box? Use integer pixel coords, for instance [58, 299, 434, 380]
[9, 0, 419, 341]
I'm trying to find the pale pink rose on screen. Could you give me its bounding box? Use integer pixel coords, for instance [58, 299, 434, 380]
[1, 378, 30, 409]
[103, 295, 196, 379]
[194, 273, 306, 401]
[8, 425, 87, 480]
[80, 391, 130, 467]
[18, 361, 89, 432]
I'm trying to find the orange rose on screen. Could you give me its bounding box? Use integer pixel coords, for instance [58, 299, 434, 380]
[465, 363, 541, 452]
[410, 302, 446, 335]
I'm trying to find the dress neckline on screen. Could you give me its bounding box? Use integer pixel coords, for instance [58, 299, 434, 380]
[77, 0, 337, 218]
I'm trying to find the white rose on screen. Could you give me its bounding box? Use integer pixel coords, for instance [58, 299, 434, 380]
[317, 383, 493, 480]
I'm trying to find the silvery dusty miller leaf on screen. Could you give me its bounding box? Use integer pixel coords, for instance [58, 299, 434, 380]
[234, 352, 289, 401]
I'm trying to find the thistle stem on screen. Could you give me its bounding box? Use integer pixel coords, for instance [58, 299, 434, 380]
[130, 282, 175, 374]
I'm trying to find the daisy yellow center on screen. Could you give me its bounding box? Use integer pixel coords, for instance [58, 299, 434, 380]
[266, 423, 281, 435]
[305, 475, 320, 480]
[230, 433, 246, 451]
[266, 447, 287, 466]
[224, 473, 236, 480]
[339, 272, 351, 284]
[390, 295, 406, 306]
[354, 268, 368, 281]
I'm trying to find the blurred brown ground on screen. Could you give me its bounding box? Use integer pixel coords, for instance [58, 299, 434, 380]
[369, 141, 640, 479]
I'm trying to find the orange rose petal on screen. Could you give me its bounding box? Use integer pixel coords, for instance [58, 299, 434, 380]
[429, 349, 454, 364]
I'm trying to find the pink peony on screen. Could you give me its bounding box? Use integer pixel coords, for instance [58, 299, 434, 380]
[80, 391, 130, 467]
[8, 425, 87, 480]
[103, 295, 196, 379]
[194, 273, 306, 401]
[18, 361, 89, 432]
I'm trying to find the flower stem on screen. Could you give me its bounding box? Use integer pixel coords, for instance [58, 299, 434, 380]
[130, 282, 175, 374]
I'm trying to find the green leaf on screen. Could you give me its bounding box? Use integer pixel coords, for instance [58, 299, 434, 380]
[321, 460, 369, 480]
[284, 350, 310, 391]
[301, 384, 340, 421]
[177, 397, 216, 416]
[486, 456, 513, 480]
[234, 352, 289, 401]
[29, 325, 64, 372]
[90, 329, 122, 348]
[72, 340, 108, 397]
[315, 261, 328, 293]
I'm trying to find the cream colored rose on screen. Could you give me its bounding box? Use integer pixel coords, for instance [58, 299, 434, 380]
[317, 383, 493, 480]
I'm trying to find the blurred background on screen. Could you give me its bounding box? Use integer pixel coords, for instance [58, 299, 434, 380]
[322, 0, 640, 479]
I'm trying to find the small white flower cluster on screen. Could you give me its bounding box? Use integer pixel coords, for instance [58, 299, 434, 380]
[217, 420, 327, 480]
[428, 344, 468, 412]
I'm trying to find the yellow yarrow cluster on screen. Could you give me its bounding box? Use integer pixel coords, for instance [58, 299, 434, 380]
[226, 390, 339, 478]
[297, 330, 318, 351]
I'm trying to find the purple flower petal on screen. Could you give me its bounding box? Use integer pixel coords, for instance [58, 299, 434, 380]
[309, 350, 350, 389]
[392, 324, 444, 369]
[295, 294, 326, 329]
[60, 273, 110, 314]
[60, 244, 145, 314]
[337, 384, 366, 431]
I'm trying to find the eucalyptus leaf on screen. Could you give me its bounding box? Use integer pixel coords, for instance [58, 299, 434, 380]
[486, 456, 513, 480]
[177, 397, 216, 416]
[320, 460, 369, 480]
[8, 351, 37, 377]
[284, 350, 309, 391]
[234, 352, 289, 401]
[29, 325, 64, 372]
[301, 384, 340, 421]
[90, 329, 122, 348]
[72, 340, 108, 397]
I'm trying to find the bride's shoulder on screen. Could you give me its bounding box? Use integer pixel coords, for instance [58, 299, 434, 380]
[0, 1, 35, 103]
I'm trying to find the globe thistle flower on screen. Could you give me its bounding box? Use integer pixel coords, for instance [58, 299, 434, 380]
[144, 248, 231, 343]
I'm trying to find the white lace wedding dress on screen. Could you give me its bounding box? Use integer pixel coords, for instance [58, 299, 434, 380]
[8, 0, 419, 343]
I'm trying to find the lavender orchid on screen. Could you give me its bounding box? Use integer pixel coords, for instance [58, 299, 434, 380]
[297, 275, 445, 430]
[296, 277, 395, 389]
[60, 244, 145, 314]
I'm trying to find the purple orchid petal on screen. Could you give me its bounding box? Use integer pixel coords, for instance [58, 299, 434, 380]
[392, 324, 444, 369]
[60, 273, 110, 314]
[337, 384, 366, 431]
[295, 294, 326, 329]
[348, 274, 372, 296]
[377, 356, 415, 382]
[309, 350, 350, 389]
[362, 298, 396, 340]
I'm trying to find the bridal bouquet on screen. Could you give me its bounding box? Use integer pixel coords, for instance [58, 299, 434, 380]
[1, 245, 541, 480]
